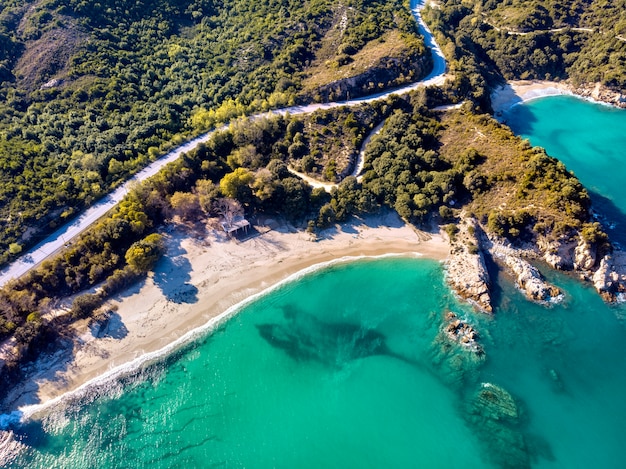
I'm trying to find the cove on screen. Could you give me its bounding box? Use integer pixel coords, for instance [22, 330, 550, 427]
[502, 95, 626, 246]
[4, 256, 626, 468]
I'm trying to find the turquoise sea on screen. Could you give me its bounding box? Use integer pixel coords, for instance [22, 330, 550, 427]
[2, 97, 626, 468]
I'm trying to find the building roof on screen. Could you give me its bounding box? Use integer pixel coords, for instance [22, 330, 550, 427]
[220, 216, 250, 234]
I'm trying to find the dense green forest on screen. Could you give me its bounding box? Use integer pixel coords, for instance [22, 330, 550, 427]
[423, 0, 626, 100]
[0, 0, 428, 265]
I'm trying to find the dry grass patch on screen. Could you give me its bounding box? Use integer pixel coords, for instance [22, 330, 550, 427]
[438, 110, 590, 240]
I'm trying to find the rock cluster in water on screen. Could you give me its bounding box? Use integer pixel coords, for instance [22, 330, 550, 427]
[443, 311, 483, 356]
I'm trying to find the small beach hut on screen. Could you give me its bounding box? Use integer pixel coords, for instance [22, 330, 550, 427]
[220, 215, 250, 237]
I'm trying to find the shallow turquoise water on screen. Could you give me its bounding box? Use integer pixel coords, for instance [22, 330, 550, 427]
[4, 257, 626, 468]
[5, 259, 494, 468]
[4, 97, 626, 468]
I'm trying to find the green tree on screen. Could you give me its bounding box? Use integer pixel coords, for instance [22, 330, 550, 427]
[170, 191, 201, 221]
[125, 233, 166, 272]
[220, 167, 255, 199]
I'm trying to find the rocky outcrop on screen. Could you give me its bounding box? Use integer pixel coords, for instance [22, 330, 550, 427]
[312, 53, 432, 103]
[591, 252, 626, 300]
[540, 233, 626, 300]
[572, 82, 626, 109]
[445, 215, 563, 306]
[490, 241, 562, 302]
[443, 311, 484, 357]
[444, 218, 492, 313]
[540, 237, 577, 270]
[445, 214, 626, 308]
[574, 238, 598, 270]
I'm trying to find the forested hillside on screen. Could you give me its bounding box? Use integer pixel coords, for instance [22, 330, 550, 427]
[423, 0, 626, 108]
[0, 0, 428, 265]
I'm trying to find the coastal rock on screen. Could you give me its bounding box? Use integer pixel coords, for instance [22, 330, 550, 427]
[444, 218, 492, 313]
[574, 239, 597, 271]
[592, 253, 626, 300]
[442, 311, 484, 357]
[540, 237, 577, 270]
[490, 241, 561, 303]
[573, 82, 626, 109]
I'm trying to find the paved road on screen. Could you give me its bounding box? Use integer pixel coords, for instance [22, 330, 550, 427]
[0, 0, 446, 287]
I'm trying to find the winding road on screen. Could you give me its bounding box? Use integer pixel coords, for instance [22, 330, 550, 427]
[0, 0, 447, 287]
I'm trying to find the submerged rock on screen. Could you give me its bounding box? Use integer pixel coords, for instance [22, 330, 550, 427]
[466, 382, 531, 468]
[473, 383, 520, 421]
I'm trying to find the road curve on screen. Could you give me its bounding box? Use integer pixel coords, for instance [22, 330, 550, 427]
[0, 0, 446, 287]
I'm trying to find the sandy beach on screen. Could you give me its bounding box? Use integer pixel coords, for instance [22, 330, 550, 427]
[490, 80, 573, 115]
[5, 212, 448, 412]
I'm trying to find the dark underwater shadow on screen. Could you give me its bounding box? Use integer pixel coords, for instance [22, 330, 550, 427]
[501, 101, 539, 137]
[255, 304, 418, 368]
[589, 190, 626, 249]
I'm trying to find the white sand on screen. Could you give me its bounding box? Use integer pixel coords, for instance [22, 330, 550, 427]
[491, 80, 573, 115]
[8, 213, 449, 410]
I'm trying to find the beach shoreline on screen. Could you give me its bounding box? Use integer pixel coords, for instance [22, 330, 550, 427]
[490, 80, 573, 115]
[3, 212, 449, 414]
[491, 79, 626, 115]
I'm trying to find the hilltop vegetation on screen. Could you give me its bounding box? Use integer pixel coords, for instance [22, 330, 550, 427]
[0, 0, 429, 265]
[423, 0, 626, 107]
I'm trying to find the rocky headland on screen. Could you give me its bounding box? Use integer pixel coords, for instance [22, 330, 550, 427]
[444, 215, 626, 312]
[444, 217, 492, 313]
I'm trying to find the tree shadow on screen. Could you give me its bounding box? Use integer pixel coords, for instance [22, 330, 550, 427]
[589, 190, 626, 249]
[498, 98, 539, 136]
[152, 236, 198, 304]
[0, 334, 76, 412]
[90, 311, 128, 340]
[113, 275, 147, 301]
[317, 209, 418, 241]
